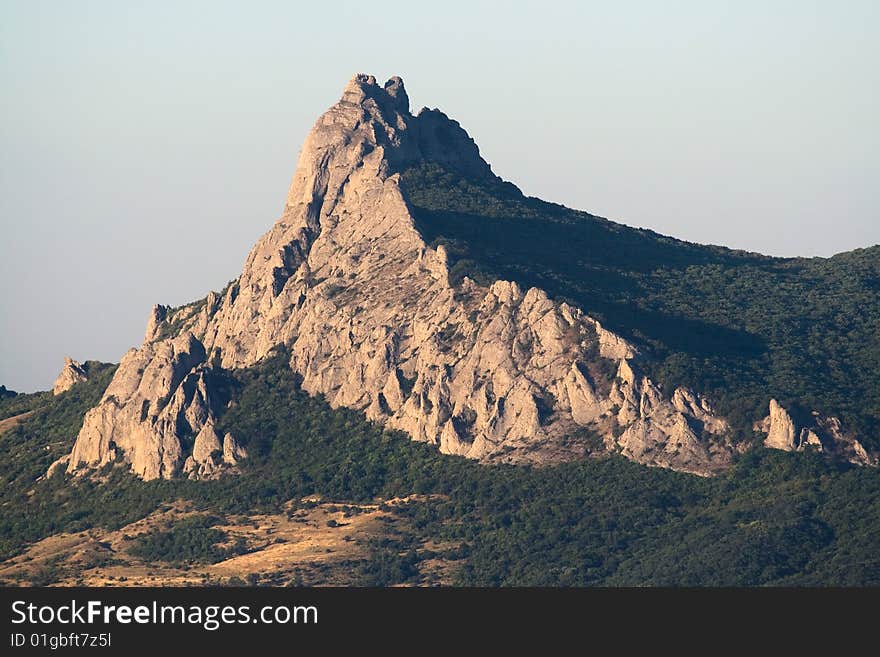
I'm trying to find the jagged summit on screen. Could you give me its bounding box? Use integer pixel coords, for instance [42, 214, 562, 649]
[320, 73, 494, 182]
[52, 357, 88, 395]
[341, 74, 410, 114]
[383, 75, 409, 110]
[54, 74, 876, 481]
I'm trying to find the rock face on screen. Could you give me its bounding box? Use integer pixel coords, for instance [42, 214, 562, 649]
[181, 422, 245, 479]
[62, 73, 871, 481]
[53, 357, 89, 395]
[756, 399, 876, 466]
[762, 399, 798, 451]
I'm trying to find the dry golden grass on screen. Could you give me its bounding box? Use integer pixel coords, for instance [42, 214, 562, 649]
[0, 496, 455, 587]
[0, 411, 33, 436]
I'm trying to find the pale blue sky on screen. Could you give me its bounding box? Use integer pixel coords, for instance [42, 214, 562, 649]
[1, 1, 878, 391]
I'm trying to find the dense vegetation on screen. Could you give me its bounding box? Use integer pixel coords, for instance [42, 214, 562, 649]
[2, 353, 878, 585]
[399, 163, 880, 446]
[0, 387, 51, 422]
[127, 515, 247, 565]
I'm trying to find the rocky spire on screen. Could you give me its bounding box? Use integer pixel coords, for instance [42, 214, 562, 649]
[53, 357, 88, 395]
[383, 75, 409, 113]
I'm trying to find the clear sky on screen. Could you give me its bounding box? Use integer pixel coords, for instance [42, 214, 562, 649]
[1, 1, 878, 391]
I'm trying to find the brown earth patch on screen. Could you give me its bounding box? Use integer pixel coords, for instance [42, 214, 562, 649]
[0, 411, 34, 435]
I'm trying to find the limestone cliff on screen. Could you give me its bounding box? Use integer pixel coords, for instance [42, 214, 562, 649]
[63, 74, 845, 480]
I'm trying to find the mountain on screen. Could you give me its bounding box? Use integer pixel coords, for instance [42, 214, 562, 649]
[2, 75, 879, 586]
[47, 74, 879, 482]
[400, 165, 880, 451]
[52, 358, 93, 395]
[3, 351, 880, 586]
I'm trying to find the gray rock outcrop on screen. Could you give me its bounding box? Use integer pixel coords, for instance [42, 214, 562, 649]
[762, 399, 798, 451]
[756, 399, 876, 466]
[53, 357, 88, 395]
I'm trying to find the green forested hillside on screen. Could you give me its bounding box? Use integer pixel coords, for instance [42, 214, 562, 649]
[0, 388, 51, 422]
[399, 163, 880, 446]
[2, 353, 878, 585]
[0, 361, 116, 423]
[3, 180, 878, 585]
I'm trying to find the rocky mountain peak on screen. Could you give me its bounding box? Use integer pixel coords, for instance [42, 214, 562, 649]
[341, 73, 410, 117]
[314, 74, 492, 181]
[52, 357, 88, 395]
[383, 76, 409, 112]
[57, 74, 877, 482]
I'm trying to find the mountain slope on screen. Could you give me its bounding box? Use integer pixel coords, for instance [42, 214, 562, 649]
[49, 74, 879, 483]
[51, 75, 730, 479]
[5, 73, 879, 587]
[3, 353, 879, 585]
[400, 164, 880, 446]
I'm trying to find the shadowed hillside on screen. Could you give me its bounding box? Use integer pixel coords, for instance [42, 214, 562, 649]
[401, 162, 880, 445]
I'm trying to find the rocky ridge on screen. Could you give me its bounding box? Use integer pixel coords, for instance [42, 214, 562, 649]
[756, 399, 875, 466]
[56, 75, 875, 480]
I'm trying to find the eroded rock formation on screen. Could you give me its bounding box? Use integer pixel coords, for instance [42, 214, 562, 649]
[53, 357, 89, 395]
[59, 74, 873, 481]
[755, 399, 875, 466]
